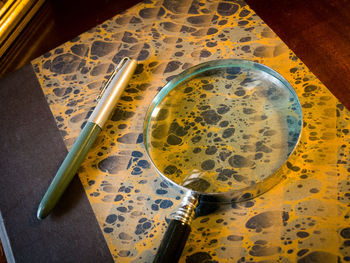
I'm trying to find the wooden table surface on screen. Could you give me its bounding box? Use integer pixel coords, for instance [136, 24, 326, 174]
[2, 0, 349, 110]
[246, 0, 350, 110]
[2, 0, 349, 111]
[0, 0, 349, 262]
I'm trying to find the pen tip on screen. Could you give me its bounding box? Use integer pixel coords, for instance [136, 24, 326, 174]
[37, 206, 47, 220]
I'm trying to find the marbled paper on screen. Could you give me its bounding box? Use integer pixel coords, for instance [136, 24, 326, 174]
[32, 0, 350, 262]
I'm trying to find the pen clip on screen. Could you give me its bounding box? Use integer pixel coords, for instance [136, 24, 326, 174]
[96, 57, 131, 101]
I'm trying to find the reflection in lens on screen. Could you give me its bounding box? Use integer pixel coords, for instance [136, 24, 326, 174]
[146, 64, 302, 194]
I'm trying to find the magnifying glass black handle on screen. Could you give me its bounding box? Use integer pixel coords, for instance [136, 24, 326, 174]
[153, 219, 191, 263]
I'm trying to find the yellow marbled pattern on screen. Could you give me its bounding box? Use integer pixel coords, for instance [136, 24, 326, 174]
[32, 0, 350, 261]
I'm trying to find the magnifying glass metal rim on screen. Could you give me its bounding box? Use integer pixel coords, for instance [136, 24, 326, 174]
[143, 58, 303, 204]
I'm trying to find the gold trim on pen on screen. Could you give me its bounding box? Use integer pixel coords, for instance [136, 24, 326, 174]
[88, 58, 138, 128]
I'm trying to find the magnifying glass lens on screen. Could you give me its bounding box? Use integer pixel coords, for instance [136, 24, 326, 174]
[146, 60, 303, 263]
[146, 63, 302, 194]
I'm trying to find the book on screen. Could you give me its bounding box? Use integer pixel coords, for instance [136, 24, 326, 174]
[0, 65, 113, 262]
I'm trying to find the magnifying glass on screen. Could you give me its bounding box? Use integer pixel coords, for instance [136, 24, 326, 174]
[143, 59, 302, 262]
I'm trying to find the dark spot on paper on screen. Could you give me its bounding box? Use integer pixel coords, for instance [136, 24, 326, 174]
[207, 28, 218, 35]
[50, 54, 82, 74]
[243, 108, 256, 114]
[139, 7, 157, 18]
[183, 178, 210, 192]
[105, 214, 117, 224]
[98, 155, 130, 174]
[184, 87, 193, 93]
[201, 159, 215, 170]
[229, 155, 252, 168]
[222, 128, 235, 138]
[137, 49, 150, 60]
[297, 249, 309, 257]
[186, 252, 212, 263]
[256, 141, 272, 153]
[219, 151, 231, 161]
[239, 9, 250, 17]
[111, 108, 135, 121]
[201, 109, 222, 125]
[249, 242, 281, 256]
[217, 104, 230, 114]
[220, 121, 229, 127]
[200, 50, 211, 58]
[167, 134, 182, 145]
[341, 227, 350, 239]
[217, 2, 238, 16]
[205, 146, 217, 155]
[117, 133, 140, 144]
[234, 89, 246, 96]
[187, 15, 210, 25]
[164, 165, 177, 175]
[169, 121, 187, 136]
[296, 231, 309, 238]
[118, 250, 130, 257]
[71, 44, 88, 56]
[246, 211, 281, 233]
[119, 232, 132, 240]
[152, 124, 167, 139]
[191, 135, 202, 143]
[298, 251, 339, 263]
[130, 16, 141, 23]
[304, 85, 317, 92]
[227, 235, 243, 241]
[240, 37, 251, 42]
[91, 41, 115, 57]
[159, 200, 173, 209]
[164, 61, 181, 73]
[104, 227, 113, 233]
[203, 84, 214, 91]
[217, 169, 235, 181]
[155, 108, 169, 121]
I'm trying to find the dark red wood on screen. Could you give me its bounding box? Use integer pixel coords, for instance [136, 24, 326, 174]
[0, 0, 142, 77]
[246, 0, 350, 109]
[3, 0, 350, 110]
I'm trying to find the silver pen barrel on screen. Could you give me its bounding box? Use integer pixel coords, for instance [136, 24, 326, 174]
[88, 57, 137, 128]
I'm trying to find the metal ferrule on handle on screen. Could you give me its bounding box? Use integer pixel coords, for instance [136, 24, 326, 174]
[170, 191, 198, 224]
[88, 57, 137, 128]
[153, 192, 199, 263]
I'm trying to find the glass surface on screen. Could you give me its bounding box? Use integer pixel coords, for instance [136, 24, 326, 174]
[145, 61, 302, 194]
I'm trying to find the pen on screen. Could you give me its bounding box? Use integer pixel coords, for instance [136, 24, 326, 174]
[37, 57, 137, 219]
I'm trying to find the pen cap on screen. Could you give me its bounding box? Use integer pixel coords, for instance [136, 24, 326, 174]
[88, 58, 137, 128]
